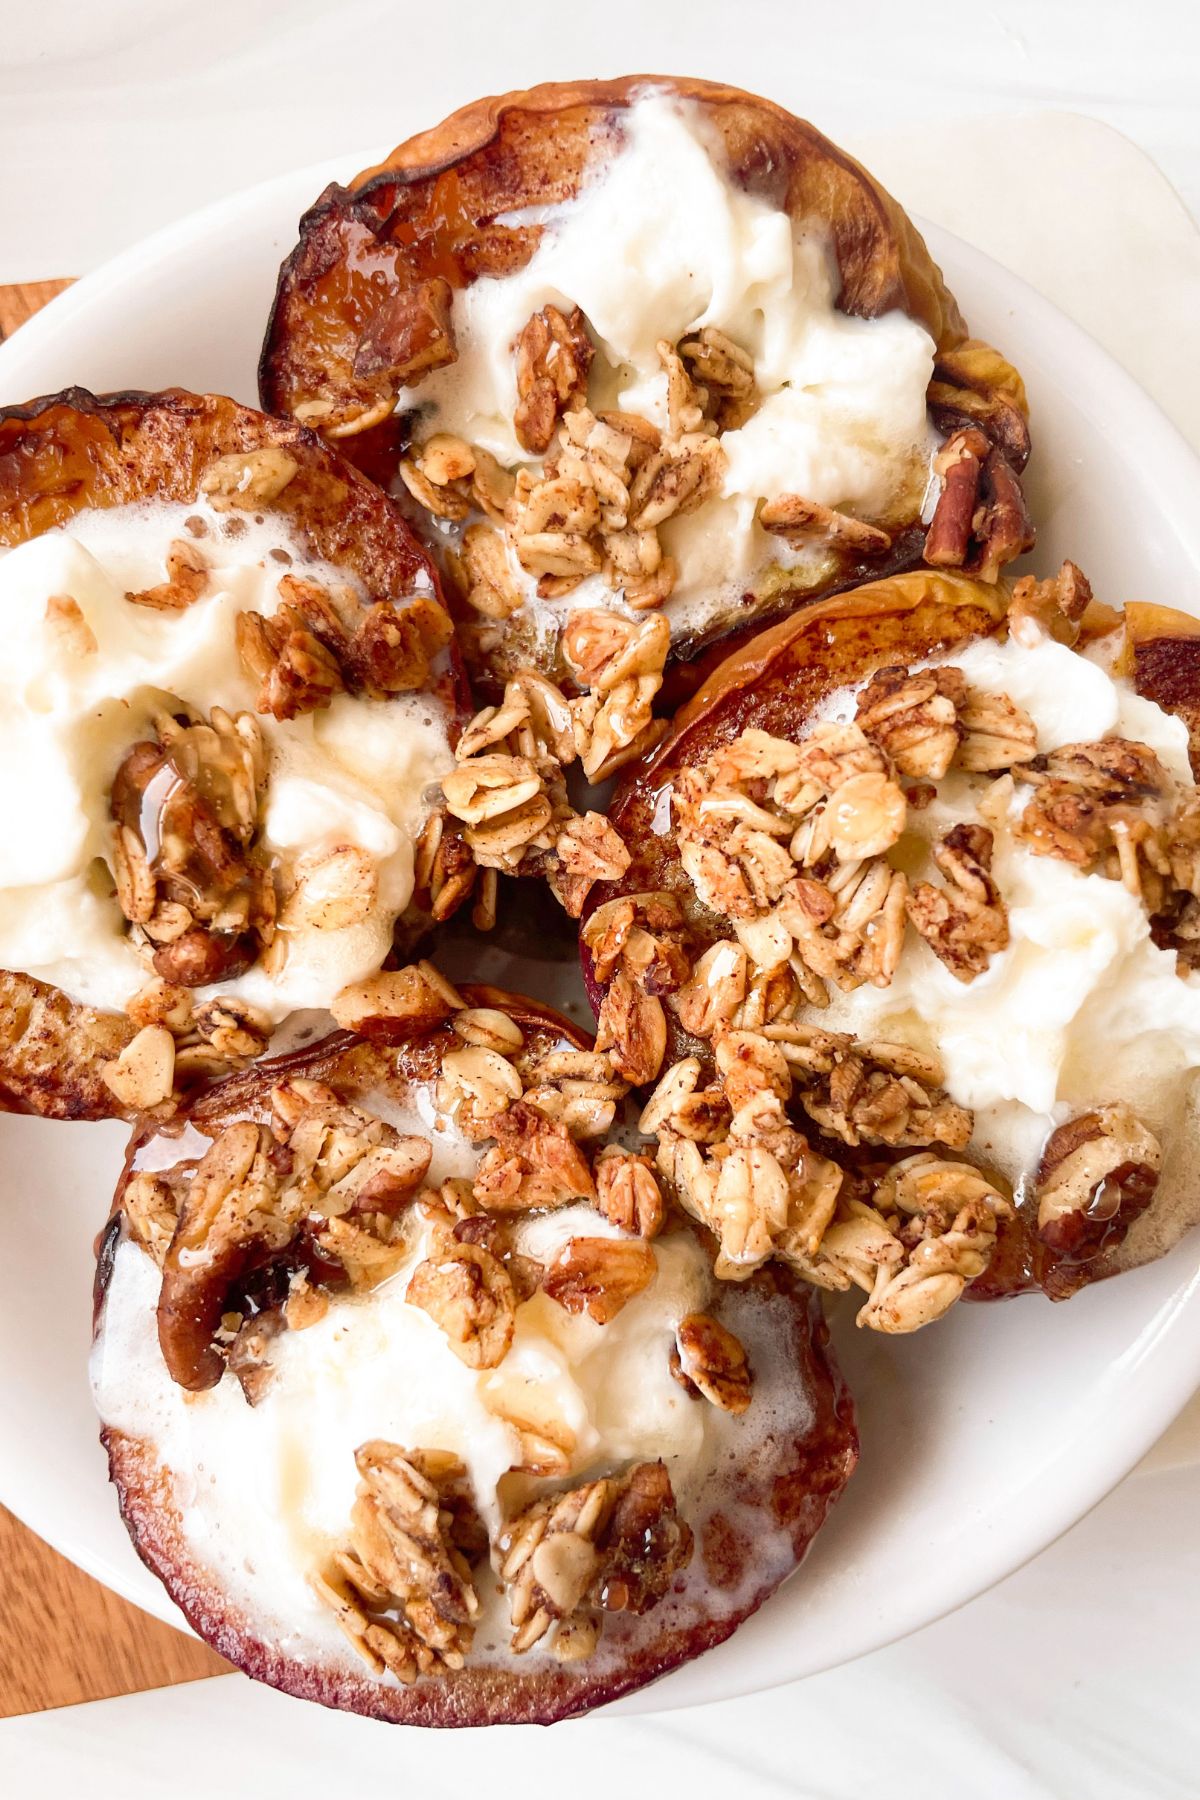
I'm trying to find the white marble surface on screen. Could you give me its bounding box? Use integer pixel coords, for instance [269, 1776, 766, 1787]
[1, 2, 1199, 1790]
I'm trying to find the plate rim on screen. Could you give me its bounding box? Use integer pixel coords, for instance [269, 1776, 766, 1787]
[1, 154, 1200, 1714]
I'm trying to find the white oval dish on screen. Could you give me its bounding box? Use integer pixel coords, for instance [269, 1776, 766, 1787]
[1, 154, 1199, 1717]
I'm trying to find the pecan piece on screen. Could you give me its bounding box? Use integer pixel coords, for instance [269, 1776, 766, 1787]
[1036, 1104, 1161, 1281]
[157, 1121, 291, 1389]
[472, 1101, 597, 1210]
[406, 1239, 516, 1369]
[126, 539, 208, 611]
[672, 1313, 752, 1413]
[594, 1147, 665, 1238]
[514, 305, 593, 455]
[543, 1236, 657, 1324]
[907, 823, 1009, 982]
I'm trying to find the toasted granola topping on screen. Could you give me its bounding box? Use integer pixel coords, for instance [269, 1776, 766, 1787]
[856, 664, 966, 779]
[675, 725, 908, 983]
[314, 1441, 481, 1683]
[437, 1043, 525, 1137]
[109, 704, 274, 986]
[471, 1101, 598, 1211]
[121, 1171, 179, 1265]
[955, 686, 1039, 772]
[1017, 737, 1172, 873]
[441, 667, 634, 919]
[1009, 559, 1093, 647]
[787, 1028, 973, 1150]
[907, 823, 1009, 981]
[542, 1236, 657, 1324]
[331, 961, 463, 1037]
[496, 1460, 692, 1655]
[236, 573, 449, 718]
[156, 1086, 432, 1389]
[672, 1313, 752, 1412]
[802, 1153, 1013, 1332]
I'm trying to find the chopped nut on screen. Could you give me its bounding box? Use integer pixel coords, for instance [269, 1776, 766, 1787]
[856, 664, 966, 779]
[551, 812, 631, 919]
[235, 604, 345, 719]
[907, 823, 1009, 981]
[595, 968, 668, 1086]
[1009, 559, 1093, 647]
[594, 1147, 665, 1238]
[542, 1236, 657, 1324]
[1036, 1103, 1161, 1274]
[406, 1240, 516, 1369]
[472, 1102, 597, 1210]
[514, 306, 594, 455]
[672, 1313, 752, 1413]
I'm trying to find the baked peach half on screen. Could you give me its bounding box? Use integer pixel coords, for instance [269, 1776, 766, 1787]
[0, 389, 467, 1120]
[578, 565, 1200, 1315]
[260, 76, 1032, 726]
[92, 982, 857, 1725]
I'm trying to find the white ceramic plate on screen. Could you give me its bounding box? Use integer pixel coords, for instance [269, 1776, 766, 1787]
[2, 155, 1200, 1718]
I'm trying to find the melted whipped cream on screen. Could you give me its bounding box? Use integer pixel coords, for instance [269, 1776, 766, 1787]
[816, 633, 1200, 1182]
[397, 91, 938, 646]
[92, 1184, 713, 1669]
[0, 502, 453, 1020]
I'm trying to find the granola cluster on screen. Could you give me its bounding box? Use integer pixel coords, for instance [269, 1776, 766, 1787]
[109, 704, 276, 992]
[402, 327, 745, 641]
[668, 672, 1035, 1004]
[236, 571, 452, 721]
[438, 664, 634, 924]
[641, 1021, 1008, 1333]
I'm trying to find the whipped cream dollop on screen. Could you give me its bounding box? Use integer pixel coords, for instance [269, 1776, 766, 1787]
[398, 91, 938, 643]
[0, 502, 452, 1020]
[818, 633, 1200, 1180]
[92, 1186, 713, 1666]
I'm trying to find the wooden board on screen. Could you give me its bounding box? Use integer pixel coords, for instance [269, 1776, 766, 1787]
[0, 278, 229, 1719]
